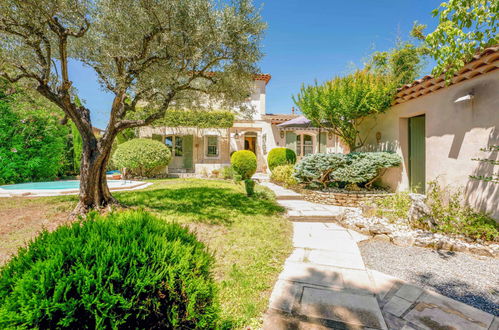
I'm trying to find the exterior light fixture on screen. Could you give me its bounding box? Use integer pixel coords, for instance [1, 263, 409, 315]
[454, 93, 474, 103]
[328, 132, 333, 140]
[280, 130, 285, 138]
[234, 130, 239, 138]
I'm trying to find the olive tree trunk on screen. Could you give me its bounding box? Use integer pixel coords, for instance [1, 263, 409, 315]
[72, 131, 118, 216]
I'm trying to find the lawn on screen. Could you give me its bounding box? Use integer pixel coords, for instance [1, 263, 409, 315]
[0, 178, 293, 328]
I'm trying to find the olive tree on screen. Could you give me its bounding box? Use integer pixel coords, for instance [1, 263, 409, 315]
[0, 0, 264, 214]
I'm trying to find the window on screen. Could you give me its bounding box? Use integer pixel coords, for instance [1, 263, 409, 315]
[174, 136, 183, 156]
[206, 136, 219, 157]
[296, 134, 302, 156]
[303, 134, 313, 155]
[165, 136, 173, 152]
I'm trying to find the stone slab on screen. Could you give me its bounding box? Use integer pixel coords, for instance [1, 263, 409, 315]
[307, 249, 366, 270]
[395, 284, 423, 302]
[367, 270, 401, 301]
[340, 268, 374, 293]
[268, 279, 302, 313]
[383, 295, 413, 317]
[299, 286, 387, 329]
[279, 261, 344, 289]
[403, 292, 494, 330]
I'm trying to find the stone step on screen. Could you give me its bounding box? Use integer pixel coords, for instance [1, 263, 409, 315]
[287, 215, 343, 222]
[276, 195, 304, 200]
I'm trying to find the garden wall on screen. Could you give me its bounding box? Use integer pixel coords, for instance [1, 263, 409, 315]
[302, 190, 392, 207]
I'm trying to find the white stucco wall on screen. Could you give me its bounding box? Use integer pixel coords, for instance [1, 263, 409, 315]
[359, 70, 499, 219]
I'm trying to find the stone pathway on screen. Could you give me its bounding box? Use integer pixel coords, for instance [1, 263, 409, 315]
[260, 181, 498, 330]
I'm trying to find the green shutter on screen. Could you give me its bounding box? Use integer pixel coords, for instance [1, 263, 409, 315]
[285, 132, 297, 151]
[152, 134, 163, 142]
[319, 132, 327, 153]
[183, 135, 193, 169]
[409, 116, 426, 193]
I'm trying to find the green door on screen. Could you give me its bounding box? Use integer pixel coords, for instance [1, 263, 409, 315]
[183, 135, 193, 170]
[409, 115, 426, 193]
[318, 132, 327, 153]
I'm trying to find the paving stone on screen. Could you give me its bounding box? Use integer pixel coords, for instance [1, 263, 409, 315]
[383, 295, 413, 317]
[324, 223, 347, 230]
[287, 248, 307, 262]
[489, 316, 499, 330]
[367, 270, 401, 301]
[299, 286, 387, 329]
[278, 262, 343, 288]
[340, 268, 374, 293]
[395, 284, 423, 302]
[262, 311, 299, 330]
[403, 292, 494, 330]
[307, 249, 365, 270]
[268, 280, 302, 313]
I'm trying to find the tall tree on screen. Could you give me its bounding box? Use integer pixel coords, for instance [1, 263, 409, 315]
[413, 0, 498, 80]
[293, 70, 396, 151]
[0, 0, 264, 214]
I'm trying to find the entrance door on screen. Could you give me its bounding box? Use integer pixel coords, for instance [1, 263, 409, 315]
[165, 135, 193, 172]
[409, 115, 426, 193]
[244, 135, 257, 155]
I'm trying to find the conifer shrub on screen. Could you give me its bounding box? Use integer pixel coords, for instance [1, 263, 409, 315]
[112, 138, 171, 177]
[294, 152, 401, 189]
[230, 150, 257, 180]
[0, 211, 218, 329]
[267, 148, 297, 171]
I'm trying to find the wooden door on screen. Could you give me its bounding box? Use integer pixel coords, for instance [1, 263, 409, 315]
[409, 115, 426, 193]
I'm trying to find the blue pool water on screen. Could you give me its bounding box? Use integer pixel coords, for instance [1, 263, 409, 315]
[0, 180, 126, 191]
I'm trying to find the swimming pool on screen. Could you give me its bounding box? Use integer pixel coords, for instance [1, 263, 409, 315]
[0, 180, 150, 196]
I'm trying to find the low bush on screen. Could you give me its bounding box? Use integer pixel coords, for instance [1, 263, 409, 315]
[267, 148, 296, 171]
[0, 210, 218, 328]
[112, 138, 171, 177]
[230, 150, 257, 180]
[271, 164, 298, 187]
[375, 191, 412, 223]
[220, 166, 235, 180]
[424, 181, 498, 242]
[294, 152, 401, 189]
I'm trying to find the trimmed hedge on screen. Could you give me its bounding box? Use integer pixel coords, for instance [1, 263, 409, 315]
[270, 165, 297, 187]
[267, 148, 297, 171]
[294, 152, 401, 188]
[112, 138, 171, 177]
[0, 211, 218, 329]
[230, 150, 257, 180]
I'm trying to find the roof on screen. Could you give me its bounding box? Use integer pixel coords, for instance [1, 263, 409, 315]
[276, 115, 313, 128]
[394, 45, 499, 105]
[263, 113, 299, 124]
[254, 73, 272, 85]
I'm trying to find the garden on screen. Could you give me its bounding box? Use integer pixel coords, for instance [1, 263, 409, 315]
[0, 178, 292, 328]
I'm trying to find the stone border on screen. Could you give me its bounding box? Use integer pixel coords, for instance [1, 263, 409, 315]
[338, 209, 498, 259]
[301, 189, 392, 207]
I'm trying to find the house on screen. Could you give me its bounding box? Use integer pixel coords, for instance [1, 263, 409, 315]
[139, 75, 345, 176]
[358, 46, 499, 218]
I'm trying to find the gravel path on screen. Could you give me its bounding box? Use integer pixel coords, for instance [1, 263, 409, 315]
[359, 240, 499, 316]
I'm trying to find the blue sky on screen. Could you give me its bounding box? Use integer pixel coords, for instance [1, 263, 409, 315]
[71, 0, 442, 129]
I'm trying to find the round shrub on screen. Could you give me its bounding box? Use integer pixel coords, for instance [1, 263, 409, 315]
[230, 150, 257, 180]
[270, 164, 298, 187]
[0, 211, 218, 329]
[267, 148, 296, 171]
[112, 138, 171, 177]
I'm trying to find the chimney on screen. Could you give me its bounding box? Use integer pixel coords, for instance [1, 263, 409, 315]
[291, 107, 295, 114]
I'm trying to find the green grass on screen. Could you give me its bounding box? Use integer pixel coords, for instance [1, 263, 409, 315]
[0, 179, 292, 328]
[115, 179, 293, 328]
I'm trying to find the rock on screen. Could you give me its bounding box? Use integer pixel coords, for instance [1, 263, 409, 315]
[355, 222, 366, 229]
[373, 234, 391, 242]
[370, 225, 392, 235]
[451, 243, 469, 253]
[408, 193, 437, 228]
[392, 234, 415, 247]
[469, 246, 494, 257]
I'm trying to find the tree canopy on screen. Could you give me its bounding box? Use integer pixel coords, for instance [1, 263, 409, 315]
[293, 70, 396, 151]
[0, 0, 264, 213]
[413, 0, 498, 80]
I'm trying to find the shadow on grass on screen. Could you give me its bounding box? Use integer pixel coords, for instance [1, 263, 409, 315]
[117, 186, 284, 225]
